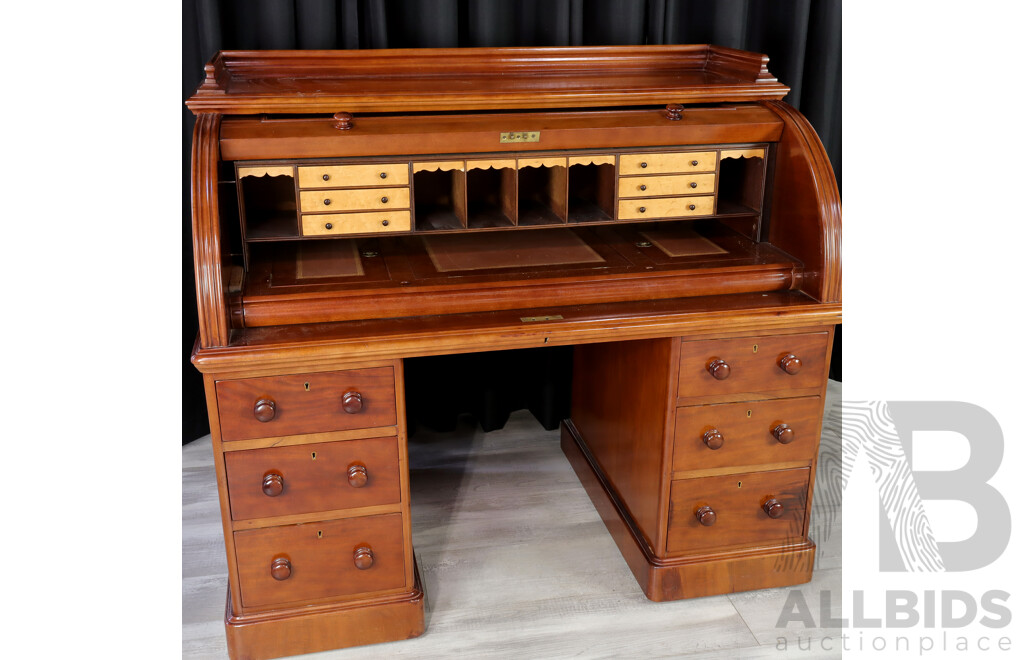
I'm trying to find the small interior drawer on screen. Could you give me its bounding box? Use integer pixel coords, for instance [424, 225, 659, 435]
[666, 467, 809, 554]
[618, 173, 716, 198]
[678, 332, 829, 400]
[619, 151, 717, 175]
[298, 164, 409, 188]
[618, 195, 714, 220]
[217, 367, 398, 442]
[299, 188, 410, 213]
[233, 513, 406, 608]
[673, 396, 822, 472]
[225, 436, 402, 520]
[301, 211, 411, 236]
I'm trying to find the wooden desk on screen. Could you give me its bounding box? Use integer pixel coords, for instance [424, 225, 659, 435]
[188, 45, 840, 660]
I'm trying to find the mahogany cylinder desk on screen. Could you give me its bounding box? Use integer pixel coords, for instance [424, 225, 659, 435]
[187, 45, 841, 660]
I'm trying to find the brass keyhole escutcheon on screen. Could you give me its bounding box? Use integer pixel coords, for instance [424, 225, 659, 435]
[752, 344, 758, 353]
[747, 410, 752, 418]
[304, 382, 310, 391]
[311, 452, 317, 460]
[317, 530, 323, 539]
[737, 481, 742, 488]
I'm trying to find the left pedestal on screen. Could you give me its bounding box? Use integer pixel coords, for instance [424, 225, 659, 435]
[197, 356, 422, 660]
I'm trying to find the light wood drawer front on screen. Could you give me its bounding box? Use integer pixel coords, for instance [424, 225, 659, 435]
[298, 164, 409, 188]
[234, 513, 406, 608]
[678, 332, 829, 399]
[217, 367, 397, 442]
[618, 195, 714, 220]
[673, 397, 822, 472]
[619, 151, 717, 175]
[302, 211, 411, 236]
[666, 468, 809, 554]
[225, 436, 402, 521]
[618, 174, 716, 198]
[299, 188, 410, 213]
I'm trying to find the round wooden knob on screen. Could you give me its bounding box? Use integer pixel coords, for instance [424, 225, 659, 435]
[324, 222, 333, 230]
[695, 505, 717, 526]
[639, 184, 647, 191]
[347, 463, 368, 488]
[253, 398, 276, 423]
[271, 557, 292, 580]
[379, 172, 388, 179]
[690, 182, 697, 188]
[262, 472, 284, 497]
[381, 196, 389, 203]
[342, 391, 363, 414]
[702, 429, 724, 450]
[688, 204, 696, 210]
[691, 160, 699, 166]
[353, 546, 374, 570]
[778, 354, 802, 374]
[664, 103, 683, 120]
[706, 358, 730, 380]
[638, 206, 646, 213]
[323, 198, 331, 206]
[381, 219, 390, 226]
[773, 423, 795, 444]
[640, 162, 648, 168]
[322, 173, 330, 181]
[763, 498, 784, 518]
[333, 112, 353, 130]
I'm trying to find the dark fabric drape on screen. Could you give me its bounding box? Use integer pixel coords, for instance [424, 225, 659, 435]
[183, 0, 842, 442]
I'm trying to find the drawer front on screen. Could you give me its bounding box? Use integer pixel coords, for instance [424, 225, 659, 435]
[678, 332, 830, 399]
[234, 513, 406, 608]
[619, 151, 717, 175]
[618, 195, 714, 220]
[667, 468, 809, 554]
[298, 164, 409, 188]
[225, 436, 402, 521]
[672, 397, 822, 472]
[618, 173, 716, 198]
[217, 367, 398, 442]
[302, 211, 411, 236]
[299, 188, 410, 213]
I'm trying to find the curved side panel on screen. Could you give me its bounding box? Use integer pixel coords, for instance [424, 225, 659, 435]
[191, 113, 230, 347]
[762, 101, 842, 303]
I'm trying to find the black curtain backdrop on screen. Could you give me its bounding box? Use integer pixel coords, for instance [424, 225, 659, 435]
[183, 0, 842, 443]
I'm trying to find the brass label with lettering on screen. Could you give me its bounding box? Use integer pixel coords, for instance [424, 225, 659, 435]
[500, 131, 540, 143]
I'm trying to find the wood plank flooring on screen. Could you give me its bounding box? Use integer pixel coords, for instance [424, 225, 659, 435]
[183, 381, 842, 659]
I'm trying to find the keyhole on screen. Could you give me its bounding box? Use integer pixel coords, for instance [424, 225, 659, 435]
[311, 452, 317, 460]
[746, 410, 752, 418]
[317, 530, 323, 539]
[752, 344, 758, 353]
[304, 382, 310, 391]
[737, 481, 742, 488]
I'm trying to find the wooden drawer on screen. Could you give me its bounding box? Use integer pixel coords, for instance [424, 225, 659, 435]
[299, 188, 410, 213]
[618, 195, 714, 220]
[673, 397, 822, 472]
[234, 513, 406, 608]
[298, 164, 409, 188]
[225, 436, 402, 521]
[619, 151, 717, 175]
[302, 211, 411, 236]
[618, 173, 716, 198]
[666, 468, 809, 554]
[217, 367, 398, 442]
[678, 332, 829, 399]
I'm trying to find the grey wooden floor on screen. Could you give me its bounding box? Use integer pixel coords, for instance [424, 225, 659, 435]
[184, 381, 842, 659]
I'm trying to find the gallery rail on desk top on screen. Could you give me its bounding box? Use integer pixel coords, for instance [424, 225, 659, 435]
[186, 45, 789, 114]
